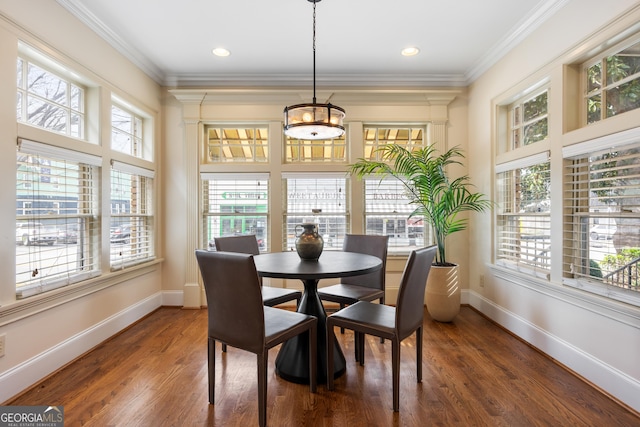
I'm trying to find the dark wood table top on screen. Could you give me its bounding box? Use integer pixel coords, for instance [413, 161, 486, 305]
[254, 250, 382, 280]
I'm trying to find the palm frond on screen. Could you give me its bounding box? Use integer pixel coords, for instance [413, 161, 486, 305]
[348, 145, 493, 265]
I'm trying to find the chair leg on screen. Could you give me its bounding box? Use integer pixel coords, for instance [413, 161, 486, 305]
[222, 343, 227, 352]
[379, 297, 385, 344]
[309, 322, 317, 393]
[339, 303, 345, 334]
[327, 320, 335, 390]
[392, 339, 400, 412]
[416, 326, 423, 382]
[354, 331, 360, 362]
[358, 332, 366, 366]
[208, 337, 215, 404]
[258, 352, 268, 427]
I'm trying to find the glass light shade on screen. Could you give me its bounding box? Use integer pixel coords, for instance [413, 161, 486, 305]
[283, 103, 346, 140]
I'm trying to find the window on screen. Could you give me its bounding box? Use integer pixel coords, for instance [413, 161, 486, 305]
[585, 38, 640, 124]
[496, 153, 551, 278]
[110, 162, 155, 269]
[205, 126, 268, 163]
[508, 90, 548, 150]
[364, 178, 427, 254]
[16, 139, 101, 298]
[563, 130, 640, 305]
[363, 126, 427, 160]
[285, 134, 346, 162]
[112, 104, 143, 157]
[17, 56, 85, 138]
[201, 174, 269, 251]
[283, 174, 348, 250]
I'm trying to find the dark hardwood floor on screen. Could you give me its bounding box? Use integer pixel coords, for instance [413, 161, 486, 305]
[7, 306, 639, 426]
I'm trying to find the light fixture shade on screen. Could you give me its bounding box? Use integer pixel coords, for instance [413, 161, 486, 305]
[284, 102, 346, 140]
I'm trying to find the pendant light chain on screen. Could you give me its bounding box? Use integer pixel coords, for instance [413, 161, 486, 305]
[312, 1, 317, 104]
[282, 0, 345, 140]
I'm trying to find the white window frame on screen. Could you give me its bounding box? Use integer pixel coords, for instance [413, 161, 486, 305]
[204, 125, 269, 163]
[109, 161, 156, 270]
[200, 173, 270, 251]
[363, 177, 427, 255]
[284, 134, 347, 163]
[16, 138, 102, 298]
[583, 35, 640, 125]
[495, 152, 551, 280]
[562, 127, 640, 307]
[282, 173, 349, 250]
[17, 50, 86, 139]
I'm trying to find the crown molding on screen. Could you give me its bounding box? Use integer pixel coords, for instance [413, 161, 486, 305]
[56, 0, 165, 83]
[465, 0, 571, 83]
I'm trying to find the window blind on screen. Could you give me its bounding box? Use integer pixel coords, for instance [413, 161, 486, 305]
[16, 142, 101, 298]
[496, 160, 551, 278]
[283, 176, 348, 251]
[201, 174, 269, 251]
[364, 177, 428, 253]
[110, 166, 155, 270]
[563, 141, 640, 297]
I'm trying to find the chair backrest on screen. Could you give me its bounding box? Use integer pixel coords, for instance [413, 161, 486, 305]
[214, 234, 260, 255]
[195, 250, 265, 353]
[340, 234, 389, 290]
[395, 245, 437, 338]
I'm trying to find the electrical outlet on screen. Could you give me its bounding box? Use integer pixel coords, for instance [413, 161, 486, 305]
[0, 334, 5, 357]
[479, 274, 485, 288]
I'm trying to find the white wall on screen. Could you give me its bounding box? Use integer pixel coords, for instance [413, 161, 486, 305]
[468, 0, 640, 412]
[0, 1, 164, 402]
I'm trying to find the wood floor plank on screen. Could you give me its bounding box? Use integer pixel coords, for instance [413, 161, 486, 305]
[6, 306, 639, 426]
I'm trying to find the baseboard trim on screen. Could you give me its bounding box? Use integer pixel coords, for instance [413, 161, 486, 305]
[467, 290, 640, 413]
[0, 293, 162, 403]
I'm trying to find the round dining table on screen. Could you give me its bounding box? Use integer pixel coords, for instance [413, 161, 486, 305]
[253, 250, 383, 384]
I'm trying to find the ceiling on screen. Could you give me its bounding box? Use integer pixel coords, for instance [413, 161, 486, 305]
[57, 0, 569, 88]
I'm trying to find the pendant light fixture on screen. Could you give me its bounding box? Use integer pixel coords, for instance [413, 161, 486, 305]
[283, 0, 345, 140]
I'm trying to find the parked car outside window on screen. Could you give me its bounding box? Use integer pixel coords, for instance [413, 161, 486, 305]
[590, 224, 617, 240]
[16, 222, 57, 246]
[110, 224, 131, 244]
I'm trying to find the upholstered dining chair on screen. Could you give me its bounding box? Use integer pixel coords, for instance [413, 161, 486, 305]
[214, 235, 302, 307]
[195, 250, 317, 427]
[214, 235, 303, 353]
[318, 234, 389, 308]
[326, 245, 437, 412]
[317, 234, 388, 358]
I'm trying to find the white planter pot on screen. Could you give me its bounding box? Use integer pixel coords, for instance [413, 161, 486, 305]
[425, 264, 460, 322]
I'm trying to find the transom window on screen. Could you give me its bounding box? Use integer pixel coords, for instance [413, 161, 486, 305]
[285, 134, 346, 162]
[206, 126, 268, 163]
[363, 126, 426, 160]
[112, 104, 143, 157]
[509, 90, 548, 150]
[585, 38, 640, 124]
[17, 56, 85, 139]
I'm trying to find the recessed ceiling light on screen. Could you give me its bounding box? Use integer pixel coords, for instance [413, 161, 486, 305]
[212, 48, 230, 57]
[401, 47, 420, 57]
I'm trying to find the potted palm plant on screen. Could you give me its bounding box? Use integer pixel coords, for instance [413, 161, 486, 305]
[348, 144, 492, 322]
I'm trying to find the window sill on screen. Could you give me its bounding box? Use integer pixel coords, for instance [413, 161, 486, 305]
[0, 258, 163, 327]
[489, 263, 640, 327]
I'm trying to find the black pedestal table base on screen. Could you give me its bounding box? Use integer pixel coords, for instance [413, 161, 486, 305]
[275, 278, 345, 384]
